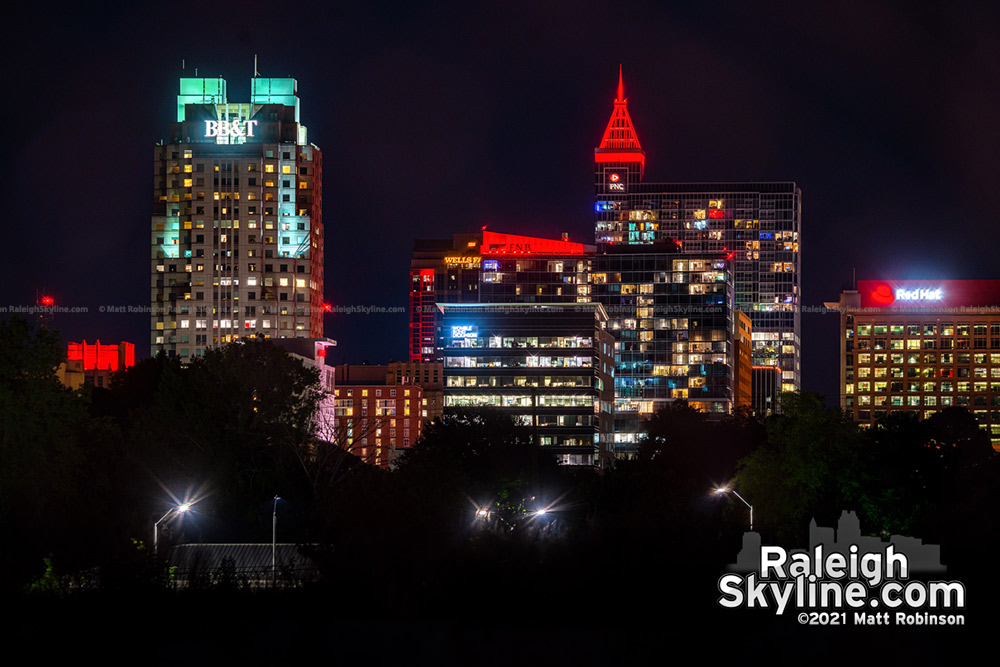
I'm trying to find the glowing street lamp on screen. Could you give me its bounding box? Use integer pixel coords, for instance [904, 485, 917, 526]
[714, 486, 753, 531]
[153, 502, 192, 554]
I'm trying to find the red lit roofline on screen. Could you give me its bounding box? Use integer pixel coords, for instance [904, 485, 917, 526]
[480, 230, 586, 256]
[595, 152, 646, 167]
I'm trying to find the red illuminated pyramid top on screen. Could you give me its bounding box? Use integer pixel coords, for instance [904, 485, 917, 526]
[595, 66, 645, 174]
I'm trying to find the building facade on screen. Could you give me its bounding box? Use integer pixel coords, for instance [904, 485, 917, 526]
[734, 311, 753, 412]
[591, 244, 735, 451]
[593, 70, 801, 394]
[152, 76, 323, 360]
[827, 280, 1000, 450]
[332, 366, 425, 468]
[388, 361, 445, 424]
[438, 303, 615, 467]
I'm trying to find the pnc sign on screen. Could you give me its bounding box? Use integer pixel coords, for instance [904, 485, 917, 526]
[608, 172, 625, 191]
[204, 119, 259, 138]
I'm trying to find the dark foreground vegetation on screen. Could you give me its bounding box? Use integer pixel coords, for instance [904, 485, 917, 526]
[2, 317, 996, 661]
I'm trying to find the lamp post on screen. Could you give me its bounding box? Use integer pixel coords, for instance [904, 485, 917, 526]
[715, 486, 753, 531]
[272, 495, 280, 585]
[153, 502, 191, 555]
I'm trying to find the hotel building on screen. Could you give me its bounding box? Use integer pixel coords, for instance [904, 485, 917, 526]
[593, 70, 801, 394]
[152, 75, 323, 359]
[826, 280, 1000, 450]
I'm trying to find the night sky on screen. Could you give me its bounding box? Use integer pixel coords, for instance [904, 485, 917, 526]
[7, 1, 1000, 404]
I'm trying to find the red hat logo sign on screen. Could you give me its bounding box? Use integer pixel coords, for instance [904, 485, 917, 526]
[871, 284, 895, 305]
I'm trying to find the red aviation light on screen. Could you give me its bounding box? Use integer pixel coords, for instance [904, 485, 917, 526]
[40, 295, 54, 306]
[322, 302, 333, 312]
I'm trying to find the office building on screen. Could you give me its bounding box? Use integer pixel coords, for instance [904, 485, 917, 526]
[152, 75, 323, 359]
[593, 69, 801, 393]
[826, 280, 1000, 450]
[410, 230, 595, 363]
[438, 303, 615, 467]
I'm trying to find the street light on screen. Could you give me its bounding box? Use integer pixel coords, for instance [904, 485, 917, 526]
[715, 486, 753, 531]
[272, 495, 280, 585]
[153, 502, 191, 554]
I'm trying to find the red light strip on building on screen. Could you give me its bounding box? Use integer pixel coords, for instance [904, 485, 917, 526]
[480, 231, 585, 256]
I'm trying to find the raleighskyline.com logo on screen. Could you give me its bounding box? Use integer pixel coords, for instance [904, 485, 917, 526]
[717, 511, 966, 626]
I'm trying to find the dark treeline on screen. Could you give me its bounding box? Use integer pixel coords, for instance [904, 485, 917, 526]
[2, 316, 995, 658]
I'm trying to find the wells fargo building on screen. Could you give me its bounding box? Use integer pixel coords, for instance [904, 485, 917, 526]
[151, 76, 323, 359]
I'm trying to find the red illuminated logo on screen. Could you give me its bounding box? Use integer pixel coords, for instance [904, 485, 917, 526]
[870, 284, 895, 305]
[609, 173, 620, 182]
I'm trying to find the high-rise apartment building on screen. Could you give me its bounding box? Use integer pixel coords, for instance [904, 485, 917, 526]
[593, 70, 801, 393]
[591, 244, 735, 450]
[152, 76, 323, 359]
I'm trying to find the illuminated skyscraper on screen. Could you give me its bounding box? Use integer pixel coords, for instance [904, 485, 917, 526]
[152, 75, 323, 359]
[594, 69, 801, 393]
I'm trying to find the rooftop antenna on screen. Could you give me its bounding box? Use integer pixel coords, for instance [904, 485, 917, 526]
[182, 58, 185, 71]
[254, 54, 259, 77]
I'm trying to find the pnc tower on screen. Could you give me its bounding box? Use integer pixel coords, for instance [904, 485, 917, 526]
[151, 75, 323, 359]
[593, 69, 802, 394]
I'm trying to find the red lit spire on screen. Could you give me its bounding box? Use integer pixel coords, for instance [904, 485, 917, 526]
[595, 66, 645, 176]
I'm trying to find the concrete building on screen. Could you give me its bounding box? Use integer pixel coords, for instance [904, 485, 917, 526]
[152, 75, 323, 360]
[826, 279, 1000, 450]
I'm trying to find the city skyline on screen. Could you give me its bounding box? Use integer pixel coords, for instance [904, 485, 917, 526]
[6, 2, 1000, 406]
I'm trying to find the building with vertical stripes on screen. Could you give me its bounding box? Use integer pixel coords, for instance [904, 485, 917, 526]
[152, 75, 323, 359]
